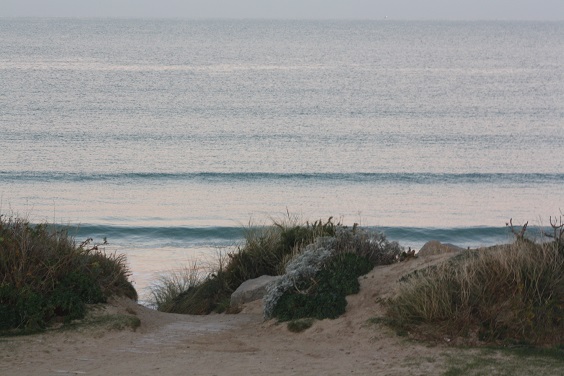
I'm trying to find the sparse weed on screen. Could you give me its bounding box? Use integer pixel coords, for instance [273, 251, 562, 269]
[147, 261, 205, 311]
[287, 318, 314, 332]
[443, 346, 564, 376]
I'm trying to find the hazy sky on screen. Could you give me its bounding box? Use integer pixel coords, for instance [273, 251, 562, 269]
[1, 0, 563, 20]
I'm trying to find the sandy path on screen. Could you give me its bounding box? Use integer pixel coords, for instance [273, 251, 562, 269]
[3, 252, 558, 376]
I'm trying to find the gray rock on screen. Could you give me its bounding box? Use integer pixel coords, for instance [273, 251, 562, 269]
[417, 240, 464, 256]
[230, 275, 282, 307]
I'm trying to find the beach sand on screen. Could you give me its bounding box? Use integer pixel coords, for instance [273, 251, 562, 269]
[0, 253, 558, 376]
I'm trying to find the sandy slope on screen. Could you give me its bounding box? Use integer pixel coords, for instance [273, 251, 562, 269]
[0, 253, 559, 376]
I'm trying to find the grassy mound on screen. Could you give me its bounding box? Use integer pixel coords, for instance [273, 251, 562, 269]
[0, 215, 137, 334]
[151, 217, 339, 314]
[150, 217, 402, 318]
[385, 239, 564, 346]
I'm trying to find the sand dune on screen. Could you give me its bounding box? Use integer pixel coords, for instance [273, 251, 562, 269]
[1, 252, 559, 375]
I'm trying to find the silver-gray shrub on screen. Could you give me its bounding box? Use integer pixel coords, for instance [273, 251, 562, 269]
[332, 226, 402, 265]
[263, 237, 335, 319]
[262, 229, 402, 319]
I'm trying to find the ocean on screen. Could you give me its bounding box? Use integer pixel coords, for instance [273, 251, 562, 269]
[1, 19, 563, 299]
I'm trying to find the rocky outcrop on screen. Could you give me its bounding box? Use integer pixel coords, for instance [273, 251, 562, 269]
[230, 275, 281, 307]
[417, 240, 464, 257]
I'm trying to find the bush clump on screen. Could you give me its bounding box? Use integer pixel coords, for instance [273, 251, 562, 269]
[264, 227, 402, 321]
[263, 237, 336, 319]
[0, 215, 137, 333]
[155, 217, 340, 314]
[153, 217, 402, 319]
[385, 239, 564, 346]
[270, 253, 373, 321]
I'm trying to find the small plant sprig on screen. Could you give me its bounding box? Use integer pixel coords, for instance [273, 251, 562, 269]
[506, 218, 528, 241]
[79, 237, 108, 251]
[543, 215, 564, 254]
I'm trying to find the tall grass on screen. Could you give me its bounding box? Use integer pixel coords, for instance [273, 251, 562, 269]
[386, 240, 564, 346]
[148, 261, 205, 311]
[0, 215, 136, 333]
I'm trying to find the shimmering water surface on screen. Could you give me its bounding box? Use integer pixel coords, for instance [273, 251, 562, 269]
[1, 19, 563, 296]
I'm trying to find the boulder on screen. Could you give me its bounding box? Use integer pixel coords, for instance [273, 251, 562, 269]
[230, 275, 281, 307]
[417, 240, 464, 257]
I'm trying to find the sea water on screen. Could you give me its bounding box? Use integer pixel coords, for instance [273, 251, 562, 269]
[1, 19, 563, 298]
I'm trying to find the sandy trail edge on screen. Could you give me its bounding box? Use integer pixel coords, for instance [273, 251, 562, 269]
[0, 253, 541, 376]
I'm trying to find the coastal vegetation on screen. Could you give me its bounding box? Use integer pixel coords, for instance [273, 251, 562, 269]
[384, 218, 564, 347]
[149, 217, 341, 313]
[0, 215, 137, 334]
[150, 215, 564, 347]
[263, 228, 401, 321]
[149, 217, 402, 321]
[148, 216, 330, 313]
[3, 210, 562, 350]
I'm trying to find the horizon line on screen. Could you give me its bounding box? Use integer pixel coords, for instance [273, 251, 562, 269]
[2, 16, 563, 22]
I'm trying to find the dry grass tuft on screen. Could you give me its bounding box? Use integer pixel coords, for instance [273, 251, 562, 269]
[386, 240, 564, 346]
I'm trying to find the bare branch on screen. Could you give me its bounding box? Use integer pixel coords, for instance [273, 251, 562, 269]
[549, 215, 564, 242]
[506, 218, 528, 241]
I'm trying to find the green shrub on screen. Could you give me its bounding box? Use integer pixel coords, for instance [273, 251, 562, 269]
[385, 240, 564, 346]
[274, 289, 348, 321]
[317, 252, 375, 295]
[0, 215, 136, 333]
[271, 253, 373, 321]
[264, 226, 401, 320]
